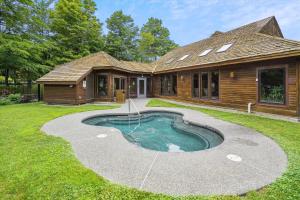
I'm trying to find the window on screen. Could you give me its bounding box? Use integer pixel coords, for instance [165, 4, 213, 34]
[192, 73, 199, 97]
[165, 58, 174, 64]
[114, 77, 126, 96]
[217, 43, 232, 53]
[259, 67, 286, 104]
[178, 55, 189, 61]
[97, 74, 108, 96]
[211, 71, 219, 99]
[128, 78, 137, 96]
[201, 72, 209, 98]
[172, 75, 177, 94]
[199, 49, 212, 57]
[193, 71, 220, 100]
[160, 74, 177, 96]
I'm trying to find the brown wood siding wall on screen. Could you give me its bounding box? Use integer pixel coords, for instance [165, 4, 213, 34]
[297, 61, 300, 116]
[76, 79, 87, 104]
[153, 58, 299, 116]
[44, 84, 77, 104]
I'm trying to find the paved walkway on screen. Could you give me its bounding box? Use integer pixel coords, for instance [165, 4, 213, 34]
[160, 98, 299, 123]
[41, 98, 287, 196]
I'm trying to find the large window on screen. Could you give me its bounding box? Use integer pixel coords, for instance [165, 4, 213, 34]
[161, 74, 177, 96]
[97, 74, 108, 96]
[128, 77, 137, 97]
[192, 73, 199, 97]
[259, 67, 286, 104]
[201, 72, 209, 98]
[211, 71, 219, 99]
[114, 77, 126, 96]
[193, 70, 219, 100]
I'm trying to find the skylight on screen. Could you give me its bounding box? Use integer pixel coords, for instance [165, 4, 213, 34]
[199, 49, 212, 57]
[165, 58, 174, 64]
[217, 43, 233, 53]
[178, 54, 189, 61]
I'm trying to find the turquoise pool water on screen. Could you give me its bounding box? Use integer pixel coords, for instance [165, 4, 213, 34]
[83, 111, 223, 152]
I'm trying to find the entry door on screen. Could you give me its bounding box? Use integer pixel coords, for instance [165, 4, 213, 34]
[137, 77, 147, 98]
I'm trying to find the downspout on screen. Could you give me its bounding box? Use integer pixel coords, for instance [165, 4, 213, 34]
[248, 102, 256, 114]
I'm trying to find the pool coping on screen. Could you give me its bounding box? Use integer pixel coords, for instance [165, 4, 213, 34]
[41, 105, 288, 196]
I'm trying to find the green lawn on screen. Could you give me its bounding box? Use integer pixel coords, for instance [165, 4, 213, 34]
[0, 101, 299, 199]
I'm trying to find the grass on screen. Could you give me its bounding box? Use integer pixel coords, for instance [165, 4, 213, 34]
[147, 99, 300, 200]
[0, 100, 299, 199]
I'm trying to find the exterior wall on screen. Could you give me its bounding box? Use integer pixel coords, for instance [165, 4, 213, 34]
[297, 61, 300, 117]
[44, 84, 77, 104]
[154, 58, 300, 116]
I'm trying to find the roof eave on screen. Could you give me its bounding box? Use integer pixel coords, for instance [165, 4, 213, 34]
[153, 50, 300, 74]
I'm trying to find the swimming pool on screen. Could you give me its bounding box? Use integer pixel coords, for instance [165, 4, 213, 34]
[83, 111, 223, 152]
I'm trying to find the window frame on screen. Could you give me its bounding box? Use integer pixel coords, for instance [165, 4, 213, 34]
[191, 70, 220, 101]
[160, 73, 178, 96]
[211, 70, 220, 100]
[192, 72, 200, 98]
[200, 72, 209, 99]
[257, 65, 288, 106]
[96, 73, 109, 97]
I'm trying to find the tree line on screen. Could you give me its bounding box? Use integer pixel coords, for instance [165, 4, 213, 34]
[0, 0, 178, 86]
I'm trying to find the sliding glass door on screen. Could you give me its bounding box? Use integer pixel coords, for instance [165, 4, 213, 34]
[192, 70, 219, 100]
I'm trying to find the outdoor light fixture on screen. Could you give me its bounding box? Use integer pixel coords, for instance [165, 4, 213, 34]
[83, 80, 86, 88]
[230, 71, 235, 78]
[69, 85, 73, 88]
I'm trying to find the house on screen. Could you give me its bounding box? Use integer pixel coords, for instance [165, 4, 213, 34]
[37, 16, 300, 117]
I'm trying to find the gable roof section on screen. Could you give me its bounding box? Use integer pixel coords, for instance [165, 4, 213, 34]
[154, 16, 300, 73]
[37, 52, 153, 83]
[38, 16, 300, 83]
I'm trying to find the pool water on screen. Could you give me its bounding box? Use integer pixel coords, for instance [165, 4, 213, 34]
[83, 111, 223, 152]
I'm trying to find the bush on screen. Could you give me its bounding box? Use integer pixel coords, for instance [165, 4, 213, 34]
[0, 98, 11, 105]
[7, 93, 22, 103]
[0, 93, 22, 106]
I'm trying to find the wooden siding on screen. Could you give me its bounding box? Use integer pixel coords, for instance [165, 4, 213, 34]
[44, 84, 77, 104]
[153, 58, 300, 116]
[298, 61, 300, 116]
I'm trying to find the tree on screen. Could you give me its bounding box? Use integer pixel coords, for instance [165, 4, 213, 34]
[50, 0, 104, 63]
[105, 10, 139, 61]
[0, 0, 34, 85]
[139, 17, 178, 62]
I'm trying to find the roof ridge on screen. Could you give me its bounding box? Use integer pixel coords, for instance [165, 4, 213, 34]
[225, 16, 273, 34]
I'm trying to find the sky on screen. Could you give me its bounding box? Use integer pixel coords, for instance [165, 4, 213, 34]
[94, 0, 300, 46]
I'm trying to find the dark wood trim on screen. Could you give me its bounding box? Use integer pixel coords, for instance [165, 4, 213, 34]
[256, 64, 288, 107]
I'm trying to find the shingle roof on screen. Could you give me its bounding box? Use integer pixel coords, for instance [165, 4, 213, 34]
[38, 16, 300, 83]
[154, 16, 300, 72]
[37, 52, 153, 83]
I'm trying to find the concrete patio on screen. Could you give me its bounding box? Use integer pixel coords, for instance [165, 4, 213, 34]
[41, 98, 287, 196]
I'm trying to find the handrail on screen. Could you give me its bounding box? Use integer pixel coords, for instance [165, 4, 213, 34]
[128, 98, 141, 126]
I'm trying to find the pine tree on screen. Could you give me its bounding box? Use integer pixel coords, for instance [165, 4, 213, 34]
[139, 17, 178, 62]
[105, 10, 139, 61]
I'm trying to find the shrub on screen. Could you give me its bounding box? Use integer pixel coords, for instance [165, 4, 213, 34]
[7, 93, 22, 103]
[0, 98, 11, 105]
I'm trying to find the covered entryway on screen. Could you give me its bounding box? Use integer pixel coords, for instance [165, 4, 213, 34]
[137, 77, 147, 98]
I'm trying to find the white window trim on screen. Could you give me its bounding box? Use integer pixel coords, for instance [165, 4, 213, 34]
[178, 54, 189, 61]
[199, 49, 213, 57]
[165, 58, 174, 64]
[217, 43, 233, 53]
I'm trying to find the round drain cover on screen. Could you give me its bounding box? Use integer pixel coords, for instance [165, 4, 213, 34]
[97, 134, 107, 138]
[226, 154, 242, 162]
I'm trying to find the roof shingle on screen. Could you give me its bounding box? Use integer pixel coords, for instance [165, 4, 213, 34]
[38, 16, 300, 83]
